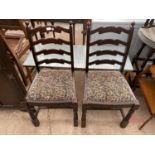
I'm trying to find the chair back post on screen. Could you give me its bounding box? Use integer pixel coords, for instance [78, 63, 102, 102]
[25, 22, 40, 72]
[86, 21, 91, 73]
[120, 22, 135, 73]
[69, 21, 74, 72]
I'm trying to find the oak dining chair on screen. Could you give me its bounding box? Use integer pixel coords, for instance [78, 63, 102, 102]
[25, 21, 78, 127]
[81, 22, 140, 128]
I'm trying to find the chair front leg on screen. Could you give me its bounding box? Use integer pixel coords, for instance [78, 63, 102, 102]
[26, 103, 40, 127]
[73, 106, 78, 127]
[120, 105, 136, 128]
[81, 106, 87, 128]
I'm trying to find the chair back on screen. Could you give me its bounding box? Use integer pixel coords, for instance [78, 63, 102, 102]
[26, 21, 74, 72]
[86, 22, 135, 73]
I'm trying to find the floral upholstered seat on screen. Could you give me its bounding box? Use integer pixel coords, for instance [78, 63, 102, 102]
[26, 69, 77, 104]
[84, 71, 139, 105]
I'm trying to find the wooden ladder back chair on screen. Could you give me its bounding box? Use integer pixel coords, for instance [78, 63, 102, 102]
[25, 21, 78, 127]
[81, 22, 139, 128]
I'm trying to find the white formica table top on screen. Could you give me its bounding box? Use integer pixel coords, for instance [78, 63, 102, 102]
[23, 45, 133, 71]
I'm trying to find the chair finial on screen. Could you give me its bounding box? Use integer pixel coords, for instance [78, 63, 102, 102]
[69, 20, 73, 26]
[25, 21, 30, 28]
[131, 22, 135, 28]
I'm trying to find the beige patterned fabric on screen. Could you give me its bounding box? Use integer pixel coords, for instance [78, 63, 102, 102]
[84, 71, 139, 105]
[26, 69, 77, 103]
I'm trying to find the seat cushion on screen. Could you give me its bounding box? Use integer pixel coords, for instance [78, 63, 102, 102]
[84, 71, 139, 105]
[26, 69, 77, 103]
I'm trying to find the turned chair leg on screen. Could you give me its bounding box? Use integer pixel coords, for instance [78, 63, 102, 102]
[139, 115, 154, 130]
[73, 107, 78, 127]
[26, 103, 40, 127]
[81, 107, 86, 128]
[120, 105, 136, 128]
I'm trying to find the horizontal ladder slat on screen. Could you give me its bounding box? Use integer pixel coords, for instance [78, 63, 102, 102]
[89, 50, 125, 57]
[91, 27, 130, 35]
[38, 59, 71, 65]
[88, 59, 122, 66]
[33, 38, 70, 46]
[90, 39, 127, 46]
[35, 49, 71, 56]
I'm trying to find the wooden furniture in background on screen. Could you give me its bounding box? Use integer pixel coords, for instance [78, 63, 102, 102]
[139, 65, 155, 129]
[0, 35, 28, 86]
[132, 19, 154, 72]
[25, 22, 78, 127]
[132, 19, 155, 89]
[0, 35, 26, 109]
[0, 19, 33, 85]
[81, 22, 139, 128]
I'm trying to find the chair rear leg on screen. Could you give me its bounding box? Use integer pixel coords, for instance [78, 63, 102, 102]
[73, 106, 78, 127]
[26, 103, 40, 127]
[81, 106, 87, 128]
[120, 105, 136, 128]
